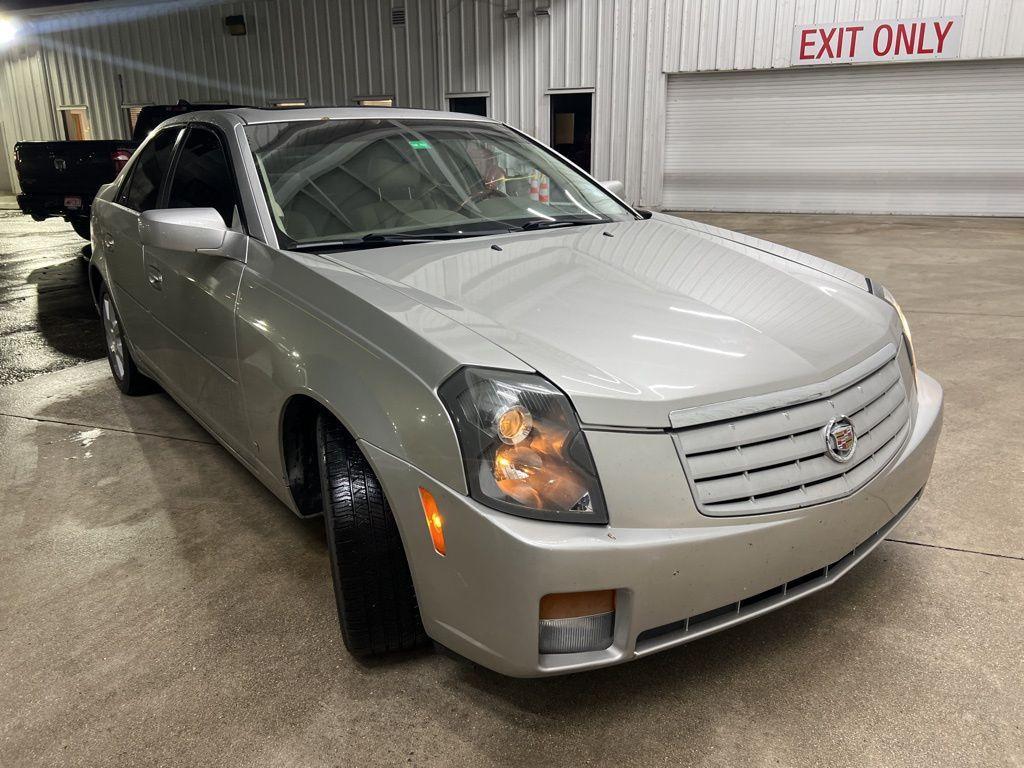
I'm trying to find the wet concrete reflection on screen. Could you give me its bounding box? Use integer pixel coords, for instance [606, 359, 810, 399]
[0, 210, 105, 384]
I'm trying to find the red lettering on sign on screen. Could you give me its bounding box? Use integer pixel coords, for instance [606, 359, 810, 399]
[846, 26, 864, 56]
[795, 18, 957, 65]
[799, 28, 816, 59]
[917, 26, 935, 54]
[873, 24, 893, 55]
[895, 22, 918, 55]
[816, 26, 837, 59]
[934, 20, 954, 53]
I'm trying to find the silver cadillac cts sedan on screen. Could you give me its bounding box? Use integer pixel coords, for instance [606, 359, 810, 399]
[89, 108, 943, 677]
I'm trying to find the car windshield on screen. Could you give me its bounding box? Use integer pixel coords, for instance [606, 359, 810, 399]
[244, 118, 635, 249]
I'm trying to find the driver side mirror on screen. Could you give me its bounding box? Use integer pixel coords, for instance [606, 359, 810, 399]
[139, 208, 228, 253]
[601, 179, 624, 197]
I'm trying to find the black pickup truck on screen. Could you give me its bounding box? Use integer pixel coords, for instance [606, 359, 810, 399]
[14, 102, 232, 240]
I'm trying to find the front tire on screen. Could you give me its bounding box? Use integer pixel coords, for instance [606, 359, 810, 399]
[100, 287, 152, 395]
[316, 414, 428, 657]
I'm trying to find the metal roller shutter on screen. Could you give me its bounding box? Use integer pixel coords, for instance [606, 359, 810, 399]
[663, 60, 1024, 215]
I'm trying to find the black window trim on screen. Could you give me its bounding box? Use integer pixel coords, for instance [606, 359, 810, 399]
[162, 121, 249, 234]
[116, 125, 186, 211]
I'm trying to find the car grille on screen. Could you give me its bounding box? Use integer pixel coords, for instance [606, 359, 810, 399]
[672, 343, 914, 516]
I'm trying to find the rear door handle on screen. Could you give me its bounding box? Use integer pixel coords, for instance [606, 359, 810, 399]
[102, 234, 115, 249]
[146, 266, 163, 290]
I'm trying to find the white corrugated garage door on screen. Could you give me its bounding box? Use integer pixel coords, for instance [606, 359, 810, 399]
[663, 60, 1024, 215]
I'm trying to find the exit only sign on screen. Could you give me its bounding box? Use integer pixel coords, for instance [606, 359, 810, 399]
[793, 16, 963, 65]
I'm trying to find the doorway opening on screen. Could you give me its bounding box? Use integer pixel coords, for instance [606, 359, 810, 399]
[60, 107, 91, 141]
[448, 96, 487, 117]
[549, 92, 592, 173]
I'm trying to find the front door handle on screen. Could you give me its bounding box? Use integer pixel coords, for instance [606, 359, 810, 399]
[101, 233, 115, 249]
[146, 266, 163, 290]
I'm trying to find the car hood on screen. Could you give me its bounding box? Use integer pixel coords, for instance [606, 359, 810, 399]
[329, 215, 898, 428]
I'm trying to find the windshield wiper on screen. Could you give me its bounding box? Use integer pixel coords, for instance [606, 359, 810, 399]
[290, 232, 466, 252]
[519, 217, 608, 231]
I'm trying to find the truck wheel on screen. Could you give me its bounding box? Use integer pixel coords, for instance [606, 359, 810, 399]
[100, 286, 152, 395]
[70, 217, 91, 240]
[316, 414, 428, 657]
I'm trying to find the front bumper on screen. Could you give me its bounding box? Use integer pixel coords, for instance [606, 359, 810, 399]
[363, 371, 943, 677]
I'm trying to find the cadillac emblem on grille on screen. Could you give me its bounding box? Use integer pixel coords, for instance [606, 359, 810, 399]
[824, 417, 857, 463]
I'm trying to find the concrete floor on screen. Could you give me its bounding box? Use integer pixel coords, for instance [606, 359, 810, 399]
[1, 213, 1022, 766]
[0, 210, 104, 385]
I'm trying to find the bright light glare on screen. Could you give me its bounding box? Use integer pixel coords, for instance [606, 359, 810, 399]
[0, 17, 20, 46]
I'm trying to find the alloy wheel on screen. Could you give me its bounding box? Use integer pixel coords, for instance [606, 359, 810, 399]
[102, 294, 125, 380]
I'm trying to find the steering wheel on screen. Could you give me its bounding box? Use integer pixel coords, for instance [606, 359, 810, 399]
[456, 185, 507, 212]
[412, 177, 509, 214]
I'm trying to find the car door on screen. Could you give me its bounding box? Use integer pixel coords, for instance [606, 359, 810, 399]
[100, 126, 183, 368]
[144, 124, 250, 453]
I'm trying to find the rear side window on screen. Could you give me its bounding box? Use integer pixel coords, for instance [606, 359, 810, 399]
[166, 127, 238, 227]
[122, 128, 180, 212]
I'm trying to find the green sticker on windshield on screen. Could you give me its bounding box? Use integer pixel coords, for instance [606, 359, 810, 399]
[408, 139, 431, 150]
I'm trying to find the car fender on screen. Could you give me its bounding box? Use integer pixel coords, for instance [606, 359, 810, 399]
[235, 239, 530, 498]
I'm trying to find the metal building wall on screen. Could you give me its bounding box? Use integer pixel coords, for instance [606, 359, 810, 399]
[663, 0, 1024, 73]
[440, 0, 668, 206]
[4, 0, 1020, 203]
[0, 0, 448, 191]
[0, 0, 670, 204]
[0, 45, 58, 144]
[1, 0, 442, 142]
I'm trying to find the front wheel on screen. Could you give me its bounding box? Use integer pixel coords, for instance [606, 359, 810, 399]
[100, 287, 152, 395]
[316, 414, 428, 656]
[70, 217, 90, 240]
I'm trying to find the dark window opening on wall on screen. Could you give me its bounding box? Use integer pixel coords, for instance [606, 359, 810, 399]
[124, 105, 146, 134]
[448, 96, 487, 117]
[549, 92, 592, 173]
[224, 14, 246, 36]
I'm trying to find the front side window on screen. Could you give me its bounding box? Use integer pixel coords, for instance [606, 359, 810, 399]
[244, 118, 634, 249]
[166, 127, 238, 226]
[122, 127, 181, 212]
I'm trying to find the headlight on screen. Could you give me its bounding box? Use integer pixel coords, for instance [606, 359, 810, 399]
[868, 279, 916, 370]
[439, 368, 608, 524]
[882, 286, 916, 370]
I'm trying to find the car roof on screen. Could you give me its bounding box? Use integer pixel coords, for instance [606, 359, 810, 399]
[160, 106, 498, 129]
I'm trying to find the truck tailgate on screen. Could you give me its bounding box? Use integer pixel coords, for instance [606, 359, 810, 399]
[15, 140, 135, 196]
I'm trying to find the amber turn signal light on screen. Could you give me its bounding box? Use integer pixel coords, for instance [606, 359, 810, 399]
[539, 590, 615, 620]
[418, 487, 446, 556]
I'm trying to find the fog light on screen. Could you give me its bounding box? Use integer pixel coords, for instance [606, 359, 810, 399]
[538, 590, 615, 654]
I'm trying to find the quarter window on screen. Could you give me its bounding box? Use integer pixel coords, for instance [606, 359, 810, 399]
[166, 127, 238, 227]
[122, 128, 181, 212]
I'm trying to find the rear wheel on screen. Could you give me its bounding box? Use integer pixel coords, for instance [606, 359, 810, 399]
[70, 217, 90, 240]
[316, 414, 428, 656]
[100, 287, 152, 395]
